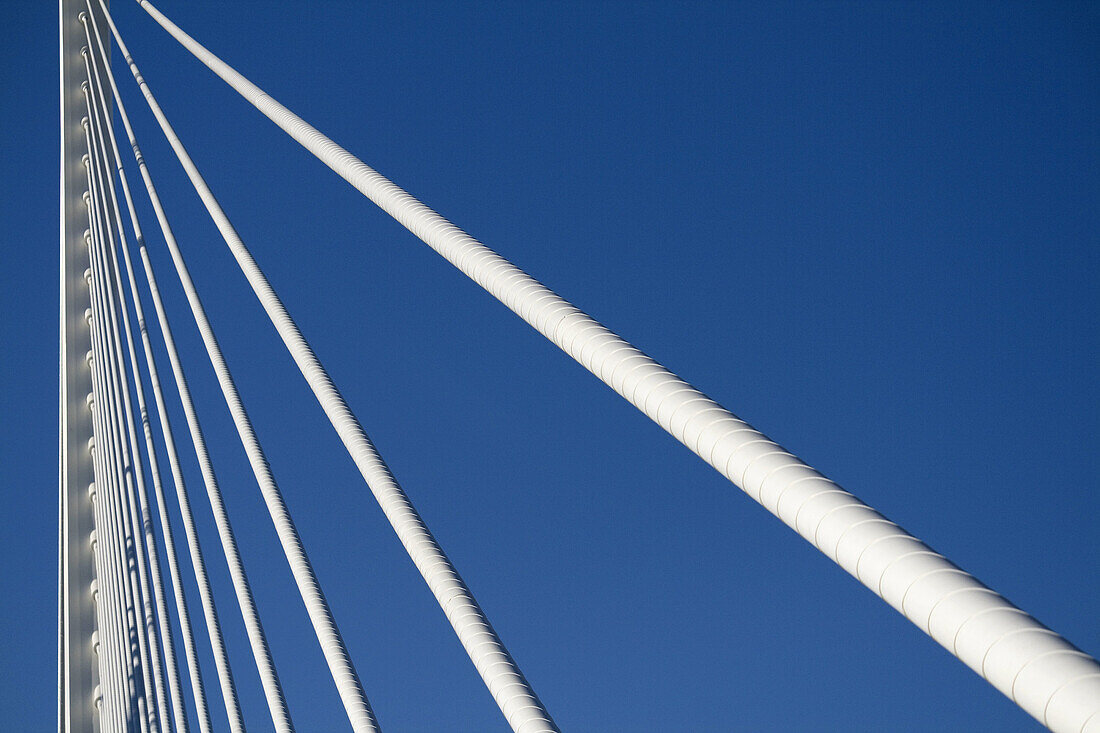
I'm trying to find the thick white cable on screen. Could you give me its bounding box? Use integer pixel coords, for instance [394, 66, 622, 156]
[103, 7, 385, 731]
[137, 2, 1100, 731]
[82, 24, 192, 732]
[85, 103, 161, 733]
[86, 8, 294, 733]
[111, 5, 560, 732]
[85, 150, 146, 733]
[84, 63, 174, 733]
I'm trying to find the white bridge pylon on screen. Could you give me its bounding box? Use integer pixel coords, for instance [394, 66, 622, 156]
[59, 1, 1100, 732]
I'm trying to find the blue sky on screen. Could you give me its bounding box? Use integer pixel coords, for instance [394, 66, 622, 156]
[2, 1, 1098, 730]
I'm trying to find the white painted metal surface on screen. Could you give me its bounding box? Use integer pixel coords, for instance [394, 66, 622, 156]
[105, 3, 563, 731]
[85, 90, 161, 733]
[59, 2, 1098, 731]
[101, 7, 378, 730]
[80, 21, 186, 730]
[83, 7, 255, 730]
[59, 1, 105, 729]
[132, 2, 1100, 731]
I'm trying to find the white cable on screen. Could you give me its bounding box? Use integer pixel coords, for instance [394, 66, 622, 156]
[87, 240, 140, 733]
[84, 16, 217, 733]
[103, 5, 387, 730]
[86, 6, 297, 732]
[84, 184, 126, 733]
[134, 2, 1100, 730]
[85, 140, 147, 733]
[112, 3, 561, 731]
[91, 202, 150, 733]
[83, 54, 174, 733]
[90, 149, 161, 733]
[85, 96, 163, 733]
[82, 18, 193, 730]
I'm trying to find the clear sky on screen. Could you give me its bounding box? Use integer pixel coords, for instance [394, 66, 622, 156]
[2, 1, 1098, 731]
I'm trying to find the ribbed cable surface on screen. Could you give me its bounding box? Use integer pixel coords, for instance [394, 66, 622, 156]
[83, 52, 175, 733]
[85, 142, 149, 733]
[125, 3, 561, 731]
[88, 238, 142, 733]
[89, 194, 153, 733]
[86, 359, 126, 733]
[103, 4, 377, 729]
[84, 193, 127, 733]
[84, 12, 191, 730]
[92, 6, 295, 731]
[88, 153, 161, 733]
[83, 10, 219, 733]
[136, 2, 1100, 730]
[89, 144, 164, 733]
[85, 318, 125, 733]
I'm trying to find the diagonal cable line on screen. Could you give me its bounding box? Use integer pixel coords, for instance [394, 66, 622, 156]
[86, 5, 295, 732]
[83, 282, 125, 733]
[99, 5, 379, 730]
[83, 49, 174, 733]
[85, 124, 152, 733]
[83, 14, 217, 730]
[87, 121, 162, 733]
[83, 10, 194, 730]
[83, 166, 129, 733]
[86, 220, 140, 733]
[86, 83, 180, 733]
[128, 2, 1100, 731]
[85, 6, 291, 732]
[105, 2, 565, 731]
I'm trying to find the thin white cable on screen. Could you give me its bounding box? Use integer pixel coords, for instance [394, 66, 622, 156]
[85, 6, 293, 732]
[103, 6, 382, 731]
[90, 209, 149, 733]
[110, 4, 559, 731]
[135, 2, 1100, 731]
[90, 182, 161, 733]
[84, 20, 192, 733]
[89, 85, 215, 733]
[85, 18, 217, 733]
[84, 190, 126, 733]
[87, 241, 141, 733]
[82, 24, 191, 732]
[86, 370, 124, 733]
[85, 146, 146, 733]
[84, 61, 174, 733]
[84, 335, 123, 733]
[85, 100, 162, 733]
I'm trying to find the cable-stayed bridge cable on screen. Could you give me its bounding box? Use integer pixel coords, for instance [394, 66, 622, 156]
[106, 2, 565, 731]
[84, 127, 149, 733]
[83, 15, 217, 732]
[83, 51, 174, 733]
[81, 33, 191, 727]
[102, 5, 380, 730]
[129, 2, 1100, 731]
[85, 5, 294, 731]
